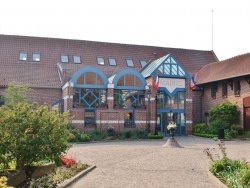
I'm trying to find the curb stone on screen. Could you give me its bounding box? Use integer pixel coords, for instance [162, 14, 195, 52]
[207, 170, 228, 188]
[58, 165, 96, 188]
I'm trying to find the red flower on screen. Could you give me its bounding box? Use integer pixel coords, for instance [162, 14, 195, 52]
[61, 156, 76, 167]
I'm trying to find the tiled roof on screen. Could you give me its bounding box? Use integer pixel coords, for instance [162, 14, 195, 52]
[0, 34, 219, 87]
[195, 52, 250, 85]
[0, 64, 61, 88]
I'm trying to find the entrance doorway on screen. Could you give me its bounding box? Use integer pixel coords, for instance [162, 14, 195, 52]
[157, 111, 185, 135]
[155, 90, 186, 135]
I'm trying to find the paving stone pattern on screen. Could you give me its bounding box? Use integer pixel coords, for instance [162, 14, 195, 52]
[67, 136, 250, 188]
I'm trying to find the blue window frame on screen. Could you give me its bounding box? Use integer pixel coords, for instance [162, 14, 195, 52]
[73, 88, 107, 108]
[114, 90, 145, 108]
[157, 91, 185, 110]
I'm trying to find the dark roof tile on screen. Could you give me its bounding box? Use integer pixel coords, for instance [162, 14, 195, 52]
[196, 52, 250, 84]
[0, 34, 218, 87]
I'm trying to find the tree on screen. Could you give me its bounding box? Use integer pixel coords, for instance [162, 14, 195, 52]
[0, 84, 73, 169]
[2, 82, 32, 107]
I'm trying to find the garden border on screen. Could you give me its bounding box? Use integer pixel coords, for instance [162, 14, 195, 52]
[207, 170, 227, 188]
[58, 165, 96, 188]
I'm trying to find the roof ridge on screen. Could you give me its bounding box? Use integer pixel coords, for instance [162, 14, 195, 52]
[0, 34, 214, 53]
[220, 51, 250, 62]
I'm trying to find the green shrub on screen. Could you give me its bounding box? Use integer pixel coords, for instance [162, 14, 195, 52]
[206, 141, 250, 187]
[231, 124, 244, 136]
[120, 130, 132, 139]
[0, 102, 73, 170]
[193, 133, 217, 138]
[90, 129, 108, 140]
[193, 123, 208, 134]
[229, 129, 238, 138]
[0, 84, 73, 169]
[224, 129, 232, 139]
[147, 133, 163, 139]
[210, 157, 242, 175]
[209, 119, 230, 132]
[30, 162, 89, 187]
[107, 125, 116, 137]
[68, 126, 91, 142]
[239, 167, 250, 186]
[243, 131, 250, 139]
[209, 102, 240, 127]
[131, 129, 148, 139]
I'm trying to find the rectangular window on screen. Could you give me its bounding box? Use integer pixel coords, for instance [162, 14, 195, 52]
[33, 53, 40, 62]
[126, 59, 134, 67]
[73, 55, 81, 64]
[234, 80, 241, 96]
[211, 83, 217, 99]
[108, 58, 117, 66]
[84, 109, 96, 126]
[19, 52, 27, 61]
[140, 60, 147, 67]
[222, 82, 227, 98]
[124, 110, 135, 127]
[61, 55, 68, 63]
[97, 57, 105, 65]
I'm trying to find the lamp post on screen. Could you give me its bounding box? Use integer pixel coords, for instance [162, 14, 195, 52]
[147, 90, 151, 132]
[154, 93, 158, 135]
[155, 91, 164, 135]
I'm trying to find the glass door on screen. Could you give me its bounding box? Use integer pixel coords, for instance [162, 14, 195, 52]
[159, 111, 186, 135]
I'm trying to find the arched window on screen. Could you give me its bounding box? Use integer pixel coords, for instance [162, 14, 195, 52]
[111, 69, 146, 109]
[71, 67, 108, 108]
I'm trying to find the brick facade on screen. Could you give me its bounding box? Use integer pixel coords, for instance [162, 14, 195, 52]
[193, 78, 250, 129]
[0, 34, 219, 135]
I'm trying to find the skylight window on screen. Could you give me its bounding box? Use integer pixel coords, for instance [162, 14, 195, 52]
[33, 53, 40, 62]
[140, 60, 147, 67]
[126, 59, 134, 67]
[61, 55, 68, 63]
[19, 52, 27, 61]
[73, 55, 81, 64]
[97, 57, 105, 65]
[109, 58, 117, 66]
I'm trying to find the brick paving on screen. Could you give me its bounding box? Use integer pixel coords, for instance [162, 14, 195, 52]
[66, 136, 250, 188]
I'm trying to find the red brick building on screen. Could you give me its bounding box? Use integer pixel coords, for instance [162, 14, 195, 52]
[194, 53, 250, 130]
[0, 34, 218, 135]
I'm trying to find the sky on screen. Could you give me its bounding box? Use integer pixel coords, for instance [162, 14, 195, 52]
[0, 0, 249, 61]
